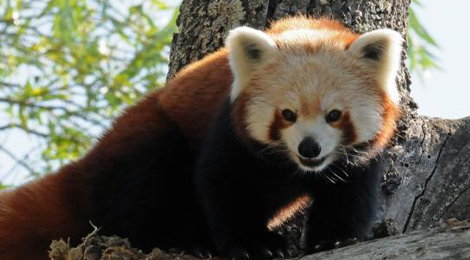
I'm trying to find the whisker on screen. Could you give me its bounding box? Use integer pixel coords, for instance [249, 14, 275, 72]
[331, 164, 349, 178]
[321, 171, 336, 184]
[328, 169, 346, 182]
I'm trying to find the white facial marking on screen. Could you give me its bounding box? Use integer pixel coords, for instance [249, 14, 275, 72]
[283, 116, 342, 172]
[246, 98, 276, 142]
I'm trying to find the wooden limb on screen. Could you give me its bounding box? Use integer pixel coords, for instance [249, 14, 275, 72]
[382, 116, 470, 232]
[49, 221, 470, 260]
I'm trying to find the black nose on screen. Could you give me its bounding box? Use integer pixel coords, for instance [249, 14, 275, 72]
[298, 138, 321, 158]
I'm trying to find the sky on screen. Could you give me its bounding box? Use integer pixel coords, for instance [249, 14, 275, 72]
[410, 0, 470, 119]
[1, 0, 469, 185]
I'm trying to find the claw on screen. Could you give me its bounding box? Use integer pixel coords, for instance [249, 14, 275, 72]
[274, 249, 285, 258]
[243, 252, 250, 260]
[285, 246, 297, 257]
[260, 248, 273, 259]
[195, 251, 205, 258]
[334, 241, 341, 248]
[229, 248, 250, 260]
[314, 244, 322, 252]
[237, 251, 250, 260]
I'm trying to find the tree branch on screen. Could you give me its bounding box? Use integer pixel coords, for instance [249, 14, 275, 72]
[0, 145, 37, 175]
[0, 124, 48, 138]
[0, 98, 108, 128]
[299, 222, 470, 260]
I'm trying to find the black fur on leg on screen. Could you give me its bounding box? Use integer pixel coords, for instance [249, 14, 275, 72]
[301, 158, 382, 253]
[194, 100, 307, 259]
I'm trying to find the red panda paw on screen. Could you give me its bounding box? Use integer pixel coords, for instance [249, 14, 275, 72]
[307, 237, 360, 253]
[187, 247, 213, 259]
[224, 232, 292, 260]
[264, 232, 295, 258]
[226, 246, 272, 260]
[168, 247, 213, 259]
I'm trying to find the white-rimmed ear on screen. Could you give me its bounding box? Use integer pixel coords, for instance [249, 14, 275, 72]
[226, 26, 278, 101]
[348, 29, 403, 104]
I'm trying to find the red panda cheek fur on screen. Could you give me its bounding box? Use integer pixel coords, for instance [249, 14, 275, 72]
[330, 111, 358, 146]
[373, 90, 401, 148]
[268, 110, 292, 141]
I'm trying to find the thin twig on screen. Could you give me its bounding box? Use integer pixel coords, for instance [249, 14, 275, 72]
[0, 124, 48, 138]
[0, 145, 37, 175]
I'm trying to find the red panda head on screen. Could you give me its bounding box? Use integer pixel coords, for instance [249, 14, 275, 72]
[227, 17, 402, 172]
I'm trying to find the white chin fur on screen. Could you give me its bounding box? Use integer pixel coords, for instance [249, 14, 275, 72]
[295, 154, 334, 173]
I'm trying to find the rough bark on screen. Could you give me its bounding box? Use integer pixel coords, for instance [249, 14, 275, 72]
[168, 0, 470, 234]
[383, 116, 470, 233]
[300, 221, 470, 260]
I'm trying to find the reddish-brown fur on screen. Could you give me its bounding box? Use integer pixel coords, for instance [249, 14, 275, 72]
[334, 112, 358, 145]
[268, 16, 352, 35]
[0, 17, 398, 260]
[269, 110, 292, 141]
[159, 49, 233, 143]
[373, 91, 401, 148]
[268, 16, 359, 50]
[0, 167, 92, 260]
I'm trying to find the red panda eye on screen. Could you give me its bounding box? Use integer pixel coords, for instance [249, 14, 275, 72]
[281, 109, 297, 123]
[326, 109, 342, 123]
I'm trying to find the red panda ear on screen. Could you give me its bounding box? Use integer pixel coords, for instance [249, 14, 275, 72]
[348, 29, 403, 104]
[226, 27, 278, 101]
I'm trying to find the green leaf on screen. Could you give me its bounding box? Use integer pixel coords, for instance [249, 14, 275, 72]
[0, 0, 179, 183]
[407, 3, 441, 79]
[0, 182, 12, 190]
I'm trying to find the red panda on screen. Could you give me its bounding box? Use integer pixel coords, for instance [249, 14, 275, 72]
[0, 16, 402, 260]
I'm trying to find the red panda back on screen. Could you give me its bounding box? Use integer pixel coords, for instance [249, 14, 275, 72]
[158, 49, 233, 142]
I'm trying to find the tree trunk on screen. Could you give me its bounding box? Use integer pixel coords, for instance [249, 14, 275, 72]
[168, 0, 470, 235]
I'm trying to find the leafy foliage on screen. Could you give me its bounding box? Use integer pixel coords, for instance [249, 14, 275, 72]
[407, 0, 440, 79]
[0, 0, 177, 183]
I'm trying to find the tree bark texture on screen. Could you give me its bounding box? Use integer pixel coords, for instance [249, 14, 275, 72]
[300, 221, 470, 260]
[168, 0, 470, 235]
